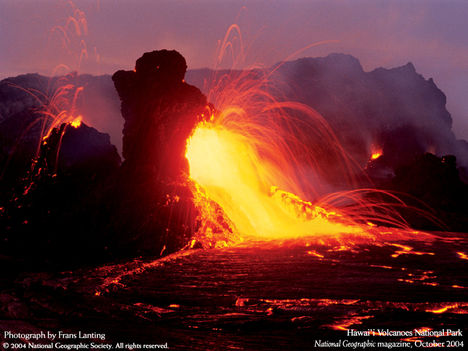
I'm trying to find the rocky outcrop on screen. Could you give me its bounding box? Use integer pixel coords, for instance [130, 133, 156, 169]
[0, 73, 122, 151]
[0, 50, 210, 265]
[113, 50, 207, 181]
[0, 121, 121, 269]
[110, 50, 209, 254]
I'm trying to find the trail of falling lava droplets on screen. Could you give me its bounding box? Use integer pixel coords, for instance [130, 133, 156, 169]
[184, 25, 443, 248]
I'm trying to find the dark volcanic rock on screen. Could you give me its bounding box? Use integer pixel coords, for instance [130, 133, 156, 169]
[56, 123, 121, 177]
[111, 50, 209, 254]
[0, 122, 121, 268]
[0, 74, 48, 123]
[113, 50, 207, 181]
[389, 153, 468, 230]
[0, 72, 124, 268]
[274, 54, 462, 171]
[0, 73, 122, 151]
[0, 50, 209, 265]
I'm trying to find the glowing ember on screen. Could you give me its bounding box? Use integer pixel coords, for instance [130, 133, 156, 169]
[389, 243, 435, 258]
[307, 250, 324, 258]
[70, 115, 82, 128]
[369, 144, 383, 160]
[427, 304, 458, 314]
[326, 314, 372, 331]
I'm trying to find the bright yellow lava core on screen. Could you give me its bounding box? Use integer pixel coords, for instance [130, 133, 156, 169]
[186, 123, 358, 239]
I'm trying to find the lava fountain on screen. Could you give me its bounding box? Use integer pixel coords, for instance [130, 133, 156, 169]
[184, 68, 429, 246]
[186, 122, 359, 240]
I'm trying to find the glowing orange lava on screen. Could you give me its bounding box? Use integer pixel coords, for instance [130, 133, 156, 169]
[186, 122, 360, 241]
[70, 115, 82, 128]
[427, 304, 458, 314]
[369, 143, 383, 161]
[184, 42, 439, 246]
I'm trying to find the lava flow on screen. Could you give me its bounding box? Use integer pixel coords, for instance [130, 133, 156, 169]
[184, 80, 418, 247]
[183, 58, 445, 247]
[186, 121, 359, 241]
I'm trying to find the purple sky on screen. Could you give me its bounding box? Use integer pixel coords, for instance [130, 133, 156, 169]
[1, 0, 468, 139]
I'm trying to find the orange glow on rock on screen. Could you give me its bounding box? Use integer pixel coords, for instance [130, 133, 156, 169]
[389, 243, 435, 258]
[369, 144, 383, 160]
[370, 151, 382, 160]
[70, 115, 82, 128]
[428, 305, 453, 314]
[326, 315, 372, 331]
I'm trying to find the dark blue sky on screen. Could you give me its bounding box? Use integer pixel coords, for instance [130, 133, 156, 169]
[1, 0, 467, 138]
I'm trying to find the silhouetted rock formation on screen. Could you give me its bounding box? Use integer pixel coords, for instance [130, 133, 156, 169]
[111, 50, 208, 254]
[39, 122, 120, 178]
[113, 50, 207, 180]
[0, 51, 210, 265]
[0, 122, 120, 268]
[388, 153, 468, 231]
[0, 73, 122, 151]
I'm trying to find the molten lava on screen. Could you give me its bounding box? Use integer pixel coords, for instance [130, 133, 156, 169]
[371, 151, 382, 160]
[186, 122, 359, 240]
[70, 115, 82, 128]
[183, 48, 440, 247]
[369, 144, 383, 161]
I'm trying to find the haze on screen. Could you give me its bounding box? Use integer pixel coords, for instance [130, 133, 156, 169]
[1, 0, 467, 139]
